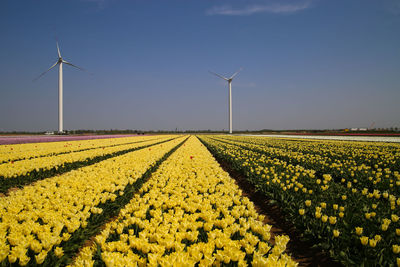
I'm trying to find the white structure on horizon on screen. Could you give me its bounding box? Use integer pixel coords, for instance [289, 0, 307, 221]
[351, 128, 368, 131]
[209, 68, 242, 134]
[35, 41, 85, 133]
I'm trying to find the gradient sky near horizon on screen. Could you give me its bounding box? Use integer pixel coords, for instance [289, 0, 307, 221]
[1, 0, 399, 131]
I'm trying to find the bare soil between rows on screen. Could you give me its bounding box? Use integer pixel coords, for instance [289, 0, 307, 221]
[216, 159, 342, 267]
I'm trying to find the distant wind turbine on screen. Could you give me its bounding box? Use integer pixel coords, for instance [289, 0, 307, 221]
[209, 68, 242, 134]
[34, 41, 85, 133]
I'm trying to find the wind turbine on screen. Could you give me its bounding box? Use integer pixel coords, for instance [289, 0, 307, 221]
[34, 41, 85, 133]
[209, 68, 242, 134]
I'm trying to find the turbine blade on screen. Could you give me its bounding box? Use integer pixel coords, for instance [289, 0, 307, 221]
[56, 42, 61, 58]
[209, 71, 229, 81]
[63, 61, 85, 71]
[33, 61, 59, 81]
[230, 68, 243, 80]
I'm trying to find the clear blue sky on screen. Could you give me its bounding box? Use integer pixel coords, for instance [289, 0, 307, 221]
[1, 0, 399, 131]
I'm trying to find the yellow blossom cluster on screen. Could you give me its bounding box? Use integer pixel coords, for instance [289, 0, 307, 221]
[219, 135, 399, 169]
[199, 135, 400, 266]
[71, 136, 297, 267]
[0, 136, 172, 179]
[203, 136, 400, 217]
[202, 136, 318, 194]
[0, 136, 185, 266]
[0, 136, 158, 164]
[214, 135, 400, 194]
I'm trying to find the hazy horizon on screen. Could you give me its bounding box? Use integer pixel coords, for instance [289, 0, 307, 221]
[1, 127, 399, 134]
[1, 0, 399, 132]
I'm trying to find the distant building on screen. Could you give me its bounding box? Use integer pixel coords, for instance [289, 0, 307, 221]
[350, 128, 367, 131]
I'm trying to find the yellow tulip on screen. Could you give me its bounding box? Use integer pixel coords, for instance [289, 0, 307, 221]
[333, 230, 340, 238]
[369, 239, 377, 248]
[54, 247, 64, 258]
[360, 236, 369, 246]
[355, 227, 363, 235]
[35, 251, 48, 264]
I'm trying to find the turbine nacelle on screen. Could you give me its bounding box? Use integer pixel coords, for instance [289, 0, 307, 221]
[34, 42, 86, 81]
[209, 68, 242, 82]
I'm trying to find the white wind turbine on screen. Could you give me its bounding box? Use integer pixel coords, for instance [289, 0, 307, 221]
[34, 41, 85, 133]
[209, 68, 242, 134]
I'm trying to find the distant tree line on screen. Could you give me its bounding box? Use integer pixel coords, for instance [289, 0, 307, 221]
[0, 128, 399, 135]
[0, 129, 227, 135]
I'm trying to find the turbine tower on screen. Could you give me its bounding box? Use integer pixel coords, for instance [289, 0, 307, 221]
[35, 41, 85, 133]
[209, 68, 242, 134]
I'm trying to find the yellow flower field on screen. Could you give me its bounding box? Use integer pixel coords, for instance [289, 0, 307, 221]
[0, 136, 159, 164]
[71, 136, 296, 266]
[0, 136, 185, 265]
[0, 136, 170, 179]
[199, 135, 400, 266]
[2, 133, 396, 266]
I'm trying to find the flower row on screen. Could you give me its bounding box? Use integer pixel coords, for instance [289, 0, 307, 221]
[212, 136, 400, 216]
[0, 136, 158, 164]
[212, 135, 400, 195]
[71, 136, 297, 267]
[0, 136, 171, 179]
[199, 135, 400, 266]
[222, 135, 400, 169]
[0, 136, 186, 266]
